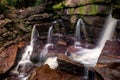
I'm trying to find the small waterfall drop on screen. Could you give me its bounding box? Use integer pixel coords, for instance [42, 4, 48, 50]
[47, 26, 53, 43]
[74, 19, 81, 47]
[21, 25, 39, 62]
[40, 26, 54, 64]
[14, 25, 39, 80]
[74, 19, 87, 47]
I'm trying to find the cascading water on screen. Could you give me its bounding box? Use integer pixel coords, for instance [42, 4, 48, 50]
[74, 19, 81, 47]
[74, 19, 87, 47]
[47, 26, 53, 43]
[20, 25, 39, 62]
[70, 13, 117, 67]
[39, 26, 54, 64]
[68, 13, 117, 79]
[14, 25, 39, 80]
[97, 13, 117, 48]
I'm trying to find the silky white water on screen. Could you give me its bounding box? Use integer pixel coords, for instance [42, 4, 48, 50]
[70, 13, 117, 67]
[14, 25, 39, 80]
[17, 25, 39, 67]
[47, 26, 53, 43]
[74, 19, 87, 47]
[40, 26, 54, 64]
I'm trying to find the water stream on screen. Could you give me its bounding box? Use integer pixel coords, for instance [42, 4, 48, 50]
[69, 13, 117, 79]
[14, 25, 39, 79]
[13, 12, 117, 80]
[70, 13, 117, 66]
[39, 26, 54, 64]
[74, 19, 87, 47]
[47, 26, 53, 43]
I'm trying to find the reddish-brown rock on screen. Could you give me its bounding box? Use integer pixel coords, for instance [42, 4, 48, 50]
[28, 64, 80, 80]
[95, 40, 120, 80]
[0, 45, 18, 75]
[57, 54, 85, 76]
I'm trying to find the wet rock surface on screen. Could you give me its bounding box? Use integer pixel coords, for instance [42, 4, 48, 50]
[28, 64, 80, 80]
[57, 54, 85, 76]
[0, 45, 18, 77]
[95, 40, 120, 80]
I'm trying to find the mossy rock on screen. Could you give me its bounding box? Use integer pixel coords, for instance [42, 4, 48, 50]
[53, 2, 64, 10]
[67, 4, 110, 15]
[52, 0, 111, 9]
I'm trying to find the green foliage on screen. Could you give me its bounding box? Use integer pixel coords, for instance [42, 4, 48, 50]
[7, 0, 16, 7]
[1, 0, 8, 5]
[0, 1, 8, 13]
[33, 0, 42, 7]
[0, 0, 41, 9]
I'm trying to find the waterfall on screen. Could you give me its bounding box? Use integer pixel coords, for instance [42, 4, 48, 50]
[18, 25, 39, 63]
[47, 26, 53, 43]
[14, 25, 39, 80]
[68, 13, 117, 79]
[74, 19, 87, 47]
[74, 19, 81, 47]
[40, 26, 54, 64]
[70, 13, 117, 67]
[97, 13, 117, 48]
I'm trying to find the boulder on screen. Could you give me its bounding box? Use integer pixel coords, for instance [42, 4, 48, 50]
[0, 45, 18, 77]
[95, 40, 120, 80]
[57, 54, 85, 76]
[28, 64, 80, 80]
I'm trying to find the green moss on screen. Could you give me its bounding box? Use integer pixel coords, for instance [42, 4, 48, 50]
[1, 0, 8, 5]
[52, 2, 64, 10]
[79, 6, 85, 14]
[0, 0, 16, 7]
[90, 5, 98, 15]
[78, 5, 99, 15]
[91, 0, 95, 3]
[68, 8, 74, 14]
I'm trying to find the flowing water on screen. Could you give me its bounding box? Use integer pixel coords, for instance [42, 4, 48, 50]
[39, 26, 54, 64]
[69, 13, 117, 79]
[13, 12, 117, 80]
[74, 19, 87, 47]
[14, 25, 39, 79]
[17, 25, 39, 67]
[71, 13, 117, 67]
[47, 26, 53, 43]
